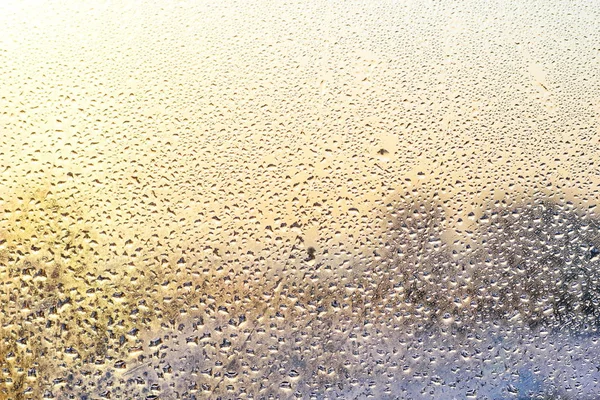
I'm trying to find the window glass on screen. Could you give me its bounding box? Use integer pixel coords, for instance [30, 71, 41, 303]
[1, 1, 599, 398]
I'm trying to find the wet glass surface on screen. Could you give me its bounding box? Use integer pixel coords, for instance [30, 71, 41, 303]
[1, 1, 600, 399]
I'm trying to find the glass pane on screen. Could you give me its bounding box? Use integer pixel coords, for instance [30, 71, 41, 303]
[1, 1, 599, 398]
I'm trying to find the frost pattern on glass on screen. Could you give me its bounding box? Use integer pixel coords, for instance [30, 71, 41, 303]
[1, 0, 600, 399]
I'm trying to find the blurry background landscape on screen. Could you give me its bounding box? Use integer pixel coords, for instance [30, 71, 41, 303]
[1, 0, 599, 398]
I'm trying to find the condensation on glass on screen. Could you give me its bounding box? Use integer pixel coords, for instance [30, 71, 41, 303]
[1, 0, 599, 399]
